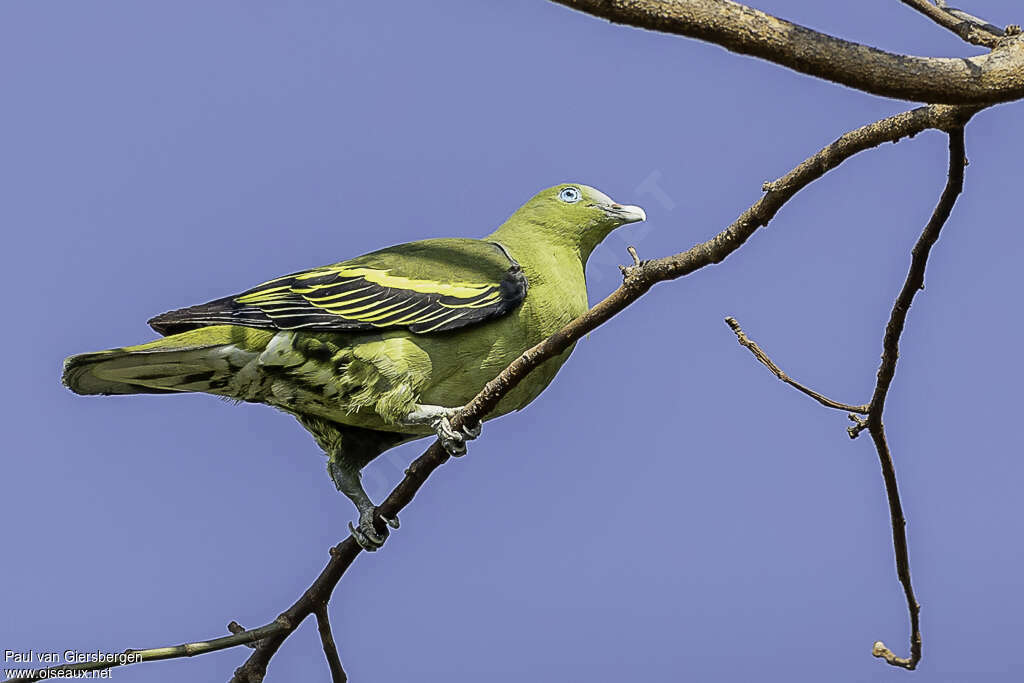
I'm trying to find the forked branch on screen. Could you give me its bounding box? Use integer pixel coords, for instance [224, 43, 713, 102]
[724, 128, 968, 670]
[899, 0, 1004, 47]
[2, 107, 980, 683]
[229, 105, 979, 681]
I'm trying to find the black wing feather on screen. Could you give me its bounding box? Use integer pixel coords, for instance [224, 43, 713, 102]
[148, 240, 527, 336]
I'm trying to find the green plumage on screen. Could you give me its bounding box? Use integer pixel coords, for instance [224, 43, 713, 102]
[63, 183, 646, 548]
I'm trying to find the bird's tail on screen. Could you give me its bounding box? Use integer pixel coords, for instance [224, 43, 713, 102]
[62, 325, 275, 397]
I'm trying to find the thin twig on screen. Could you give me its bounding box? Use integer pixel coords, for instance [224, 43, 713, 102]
[724, 317, 869, 413]
[619, 245, 643, 276]
[1, 620, 288, 683]
[314, 603, 347, 683]
[868, 130, 968, 420]
[935, 1, 1008, 36]
[869, 127, 967, 670]
[227, 621, 261, 648]
[848, 413, 869, 439]
[899, 0, 1003, 47]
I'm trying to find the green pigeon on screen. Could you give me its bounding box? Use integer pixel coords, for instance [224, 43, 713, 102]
[63, 184, 646, 549]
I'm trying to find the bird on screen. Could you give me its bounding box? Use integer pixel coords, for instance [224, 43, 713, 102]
[62, 183, 646, 549]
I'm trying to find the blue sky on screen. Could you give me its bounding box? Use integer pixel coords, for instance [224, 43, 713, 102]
[1, 2, 1021, 681]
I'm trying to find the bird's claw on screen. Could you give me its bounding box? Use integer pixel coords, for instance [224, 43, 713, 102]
[433, 414, 482, 457]
[462, 419, 482, 440]
[348, 521, 376, 550]
[348, 507, 394, 551]
[435, 416, 467, 456]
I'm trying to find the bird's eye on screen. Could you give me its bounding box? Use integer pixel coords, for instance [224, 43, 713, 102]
[558, 187, 581, 204]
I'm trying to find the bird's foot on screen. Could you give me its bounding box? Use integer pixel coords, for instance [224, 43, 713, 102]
[462, 418, 482, 439]
[399, 404, 482, 457]
[348, 507, 399, 551]
[432, 409, 481, 457]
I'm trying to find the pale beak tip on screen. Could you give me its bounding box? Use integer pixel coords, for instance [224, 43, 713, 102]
[606, 201, 646, 224]
[617, 204, 646, 223]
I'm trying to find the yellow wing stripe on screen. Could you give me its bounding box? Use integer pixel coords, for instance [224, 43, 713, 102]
[313, 296, 389, 317]
[381, 302, 439, 326]
[322, 295, 398, 317]
[417, 311, 468, 333]
[236, 286, 292, 304]
[398, 306, 460, 326]
[328, 297, 407, 319]
[439, 291, 502, 309]
[343, 300, 423, 323]
[228, 257, 515, 332]
[302, 293, 381, 313]
[291, 280, 358, 294]
[291, 268, 338, 282]
[304, 286, 376, 304]
[294, 266, 493, 299]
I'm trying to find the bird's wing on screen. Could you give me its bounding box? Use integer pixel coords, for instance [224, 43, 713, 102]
[148, 239, 528, 336]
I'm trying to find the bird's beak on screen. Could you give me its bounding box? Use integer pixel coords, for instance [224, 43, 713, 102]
[604, 202, 647, 224]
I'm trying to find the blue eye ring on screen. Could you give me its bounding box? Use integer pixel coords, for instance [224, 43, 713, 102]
[558, 187, 581, 204]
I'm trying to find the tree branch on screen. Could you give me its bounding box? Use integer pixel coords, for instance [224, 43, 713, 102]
[550, 0, 1024, 105]
[314, 603, 347, 683]
[229, 104, 979, 680]
[866, 133, 965, 433]
[722, 126, 966, 670]
[4, 105, 980, 683]
[899, 0, 1003, 47]
[936, 1, 1014, 36]
[868, 127, 967, 670]
[724, 316, 869, 413]
[1, 620, 288, 683]
[230, 543, 360, 683]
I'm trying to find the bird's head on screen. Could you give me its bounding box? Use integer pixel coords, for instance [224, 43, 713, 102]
[506, 183, 646, 261]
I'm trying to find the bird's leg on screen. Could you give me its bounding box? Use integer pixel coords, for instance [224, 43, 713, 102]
[398, 404, 482, 457]
[328, 456, 399, 552]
